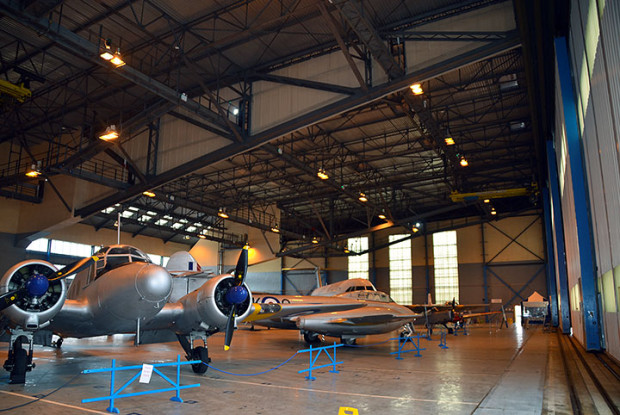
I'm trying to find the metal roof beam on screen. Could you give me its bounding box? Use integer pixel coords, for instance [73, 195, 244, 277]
[74, 34, 519, 218]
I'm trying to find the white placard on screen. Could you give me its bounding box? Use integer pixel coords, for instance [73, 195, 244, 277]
[139, 364, 154, 383]
[491, 298, 503, 304]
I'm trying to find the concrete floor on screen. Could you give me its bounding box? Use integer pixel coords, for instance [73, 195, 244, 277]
[0, 324, 582, 414]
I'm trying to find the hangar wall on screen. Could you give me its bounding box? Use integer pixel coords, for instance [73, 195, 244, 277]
[553, 0, 620, 358]
[277, 215, 545, 306]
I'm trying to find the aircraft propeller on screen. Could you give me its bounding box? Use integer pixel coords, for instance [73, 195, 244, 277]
[223, 245, 249, 351]
[0, 255, 99, 312]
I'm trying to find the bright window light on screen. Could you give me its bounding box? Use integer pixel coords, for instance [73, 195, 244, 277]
[433, 230, 459, 303]
[389, 235, 412, 304]
[348, 237, 369, 279]
[26, 238, 49, 252]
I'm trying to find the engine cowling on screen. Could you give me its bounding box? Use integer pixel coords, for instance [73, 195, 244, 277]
[176, 274, 252, 332]
[0, 260, 66, 330]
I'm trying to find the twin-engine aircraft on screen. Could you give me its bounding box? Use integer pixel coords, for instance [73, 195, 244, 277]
[249, 279, 424, 345]
[0, 244, 253, 383]
[0, 244, 362, 384]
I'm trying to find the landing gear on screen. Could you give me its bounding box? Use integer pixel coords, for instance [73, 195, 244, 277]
[53, 336, 63, 348]
[341, 337, 357, 345]
[176, 332, 212, 374]
[3, 332, 35, 384]
[400, 322, 415, 340]
[191, 346, 209, 374]
[303, 331, 322, 345]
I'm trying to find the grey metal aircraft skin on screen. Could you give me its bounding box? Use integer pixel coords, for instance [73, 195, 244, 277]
[250, 279, 423, 345]
[0, 244, 257, 383]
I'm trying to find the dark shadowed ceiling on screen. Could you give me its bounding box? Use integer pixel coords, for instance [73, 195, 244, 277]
[0, 0, 556, 256]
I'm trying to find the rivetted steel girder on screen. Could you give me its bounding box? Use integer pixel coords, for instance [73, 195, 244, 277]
[0, 0, 233, 137]
[75, 34, 520, 219]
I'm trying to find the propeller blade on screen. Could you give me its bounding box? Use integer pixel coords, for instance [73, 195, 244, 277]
[224, 305, 236, 351]
[48, 255, 99, 281]
[0, 289, 24, 312]
[223, 246, 250, 351]
[233, 245, 249, 285]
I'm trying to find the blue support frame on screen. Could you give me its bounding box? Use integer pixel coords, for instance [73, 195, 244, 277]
[542, 187, 559, 327]
[297, 343, 342, 381]
[546, 140, 572, 333]
[554, 37, 602, 350]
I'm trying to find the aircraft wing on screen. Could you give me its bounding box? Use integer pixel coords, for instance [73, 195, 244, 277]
[244, 301, 365, 323]
[321, 313, 423, 325]
[460, 310, 502, 320]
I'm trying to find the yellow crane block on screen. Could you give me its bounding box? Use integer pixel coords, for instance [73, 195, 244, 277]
[449, 187, 532, 203]
[0, 79, 32, 103]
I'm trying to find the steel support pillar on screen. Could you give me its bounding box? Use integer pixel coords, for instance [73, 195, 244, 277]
[546, 140, 571, 333]
[542, 186, 559, 327]
[555, 37, 601, 350]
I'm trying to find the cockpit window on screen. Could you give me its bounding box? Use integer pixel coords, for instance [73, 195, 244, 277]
[94, 245, 151, 279]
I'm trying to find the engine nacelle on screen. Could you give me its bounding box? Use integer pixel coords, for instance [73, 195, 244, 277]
[176, 274, 252, 332]
[0, 260, 66, 330]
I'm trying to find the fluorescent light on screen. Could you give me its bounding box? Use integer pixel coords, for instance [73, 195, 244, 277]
[100, 50, 114, 60]
[142, 190, 156, 197]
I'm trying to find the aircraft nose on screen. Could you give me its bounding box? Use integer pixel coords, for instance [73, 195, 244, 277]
[135, 264, 172, 303]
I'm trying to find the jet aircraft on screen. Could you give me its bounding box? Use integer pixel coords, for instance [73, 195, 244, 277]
[407, 299, 504, 333]
[249, 279, 423, 345]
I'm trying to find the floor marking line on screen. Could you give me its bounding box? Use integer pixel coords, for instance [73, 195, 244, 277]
[201, 376, 479, 406]
[0, 390, 109, 414]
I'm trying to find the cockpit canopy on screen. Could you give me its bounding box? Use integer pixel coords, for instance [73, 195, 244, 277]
[93, 245, 151, 277]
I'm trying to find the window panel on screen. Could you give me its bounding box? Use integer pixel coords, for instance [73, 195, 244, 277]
[348, 237, 369, 279]
[26, 238, 48, 253]
[389, 234, 412, 304]
[433, 230, 459, 303]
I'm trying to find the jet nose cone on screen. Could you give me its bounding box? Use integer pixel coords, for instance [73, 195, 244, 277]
[135, 264, 172, 303]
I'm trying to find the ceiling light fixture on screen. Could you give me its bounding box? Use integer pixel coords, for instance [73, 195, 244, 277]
[317, 168, 329, 180]
[99, 124, 119, 140]
[217, 208, 229, 219]
[142, 190, 155, 198]
[197, 234, 207, 239]
[25, 162, 41, 178]
[484, 199, 490, 203]
[491, 208, 497, 215]
[110, 48, 125, 67]
[344, 248, 350, 254]
[312, 236, 319, 244]
[358, 192, 368, 202]
[410, 83, 423, 95]
[271, 225, 280, 233]
[459, 156, 468, 167]
[378, 213, 387, 220]
[100, 38, 114, 61]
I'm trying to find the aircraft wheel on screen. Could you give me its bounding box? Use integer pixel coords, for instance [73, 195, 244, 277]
[55, 338, 63, 349]
[303, 332, 321, 345]
[191, 346, 209, 374]
[9, 347, 27, 384]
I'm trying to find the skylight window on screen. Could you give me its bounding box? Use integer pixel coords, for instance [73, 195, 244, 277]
[138, 215, 152, 222]
[172, 223, 184, 229]
[155, 219, 168, 226]
[186, 226, 197, 232]
[101, 207, 116, 214]
[121, 210, 134, 218]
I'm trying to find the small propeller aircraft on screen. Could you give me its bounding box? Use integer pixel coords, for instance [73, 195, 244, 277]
[0, 244, 255, 384]
[249, 279, 424, 345]
[407, 298, 504, 334]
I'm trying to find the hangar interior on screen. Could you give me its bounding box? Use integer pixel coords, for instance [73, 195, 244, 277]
[1, 0, 620, 413]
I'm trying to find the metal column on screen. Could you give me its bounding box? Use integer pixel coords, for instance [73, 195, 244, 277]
[542, 186, 559, 327]
[546, 139, 571, 332]
[555, 37, 601, 350]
